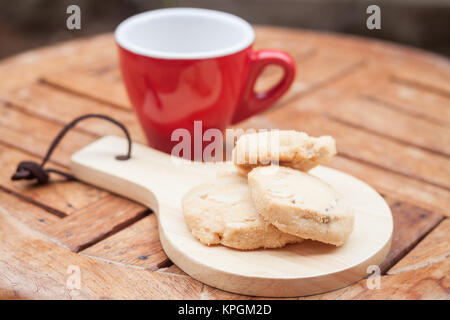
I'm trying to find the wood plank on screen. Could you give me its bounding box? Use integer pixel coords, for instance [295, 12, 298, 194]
[82, 214, 168, 270]
[392, 64, 450, 96]
[82, 60, 123, 84]
[265, 111, 450, 190]
[0, 206, 203, 299]
[0, 34, 116, 93]
[326, 97, 450, 156]
[330, 156, 450, 217]
[35, 41, 128, 110]
[44, 195, 149, 252]
[6, 83, 146, 143]
[389, 219, 450, 275]
[380, 197, 444, 272]
[259, 60, 388, 118]
[0, 144, 108, 216]
[0, 102, 95, 167]
[364, 81, 450, 127]
[307, 259, 449, 300]
[255, 49, 364, 108]
[201, 285, 249, 300]
[42, 70, 131, 111]
[0, 189, 60, 231]
[0, 287, 20, 300]
[158, 264, 188, 276]
[292, 50, 364, 94]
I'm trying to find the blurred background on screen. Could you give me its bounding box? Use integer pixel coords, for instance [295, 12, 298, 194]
[0, 0, 449, 59]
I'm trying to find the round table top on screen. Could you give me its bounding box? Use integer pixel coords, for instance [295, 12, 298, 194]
[0, 26, 448, 299]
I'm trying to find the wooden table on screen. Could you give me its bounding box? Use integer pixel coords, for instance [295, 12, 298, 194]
[0, 26, 448, 300]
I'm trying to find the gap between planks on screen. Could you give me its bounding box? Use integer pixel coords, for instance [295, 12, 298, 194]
[0, 184, 67, 218]
[38, 78, 132, 112]
[3, 99, 101, 140]
[324, 112, 450, 159]
[381, 209, 444, 274]
[279, 60, 367, 108]
[362, 94, 450, 128]
[44, 198, 153, 253]
[392, 76, 450, 99]
[388, 218, 450, 275]
[79, 251, 173, 272]
[338, 152, 449, 192]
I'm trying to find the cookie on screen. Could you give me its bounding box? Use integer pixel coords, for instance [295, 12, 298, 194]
[248, 166, 354, 246]
[233, 130, 336, 174]
[182, 174, 303, 250]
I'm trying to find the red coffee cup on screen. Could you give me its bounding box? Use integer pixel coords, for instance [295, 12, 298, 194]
[116, 8, 295, 159]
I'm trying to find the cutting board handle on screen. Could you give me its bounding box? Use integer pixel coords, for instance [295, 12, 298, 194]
[70, 135, 218, 215]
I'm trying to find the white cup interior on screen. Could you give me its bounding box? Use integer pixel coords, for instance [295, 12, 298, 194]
[115, 8, 255, 59]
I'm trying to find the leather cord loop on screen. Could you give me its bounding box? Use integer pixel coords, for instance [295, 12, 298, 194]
[11, 114, 132, 185]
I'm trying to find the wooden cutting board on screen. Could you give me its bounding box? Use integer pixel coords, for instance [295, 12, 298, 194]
[71, 135, 393, 297]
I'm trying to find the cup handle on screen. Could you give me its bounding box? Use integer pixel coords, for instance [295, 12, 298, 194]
[231, 49, 296, 124]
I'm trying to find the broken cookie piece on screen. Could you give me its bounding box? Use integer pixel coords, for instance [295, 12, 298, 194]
[232, 130, 336, 174]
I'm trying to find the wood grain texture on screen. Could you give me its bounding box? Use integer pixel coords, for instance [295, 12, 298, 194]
[42, 71, 131, 111]
[255, 49, 365, 107]
[6, 83, 146, 143]
[329, 156, 450, 217]
[380, 198, 444, 272]
[308, 259, 449, 300]
[45, 195, 149, 252]
[391, 65, 450, 96]
[82, 214, 168, 270]
[0, 207, 203, 299]
[0, 189, 60, 231]
[326, 97, 450, 156]
[0, 144, 108, 216]
[0, 34, 116, 93]
[158, 264, 187, 276]
[201, 285, 249, 300]
[0, 102, 95, 167]
[389, 219, 450, 275]
[364, 81, 450, 127]
[253, 28, 314, 59]
[265, 112, 450, 190]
